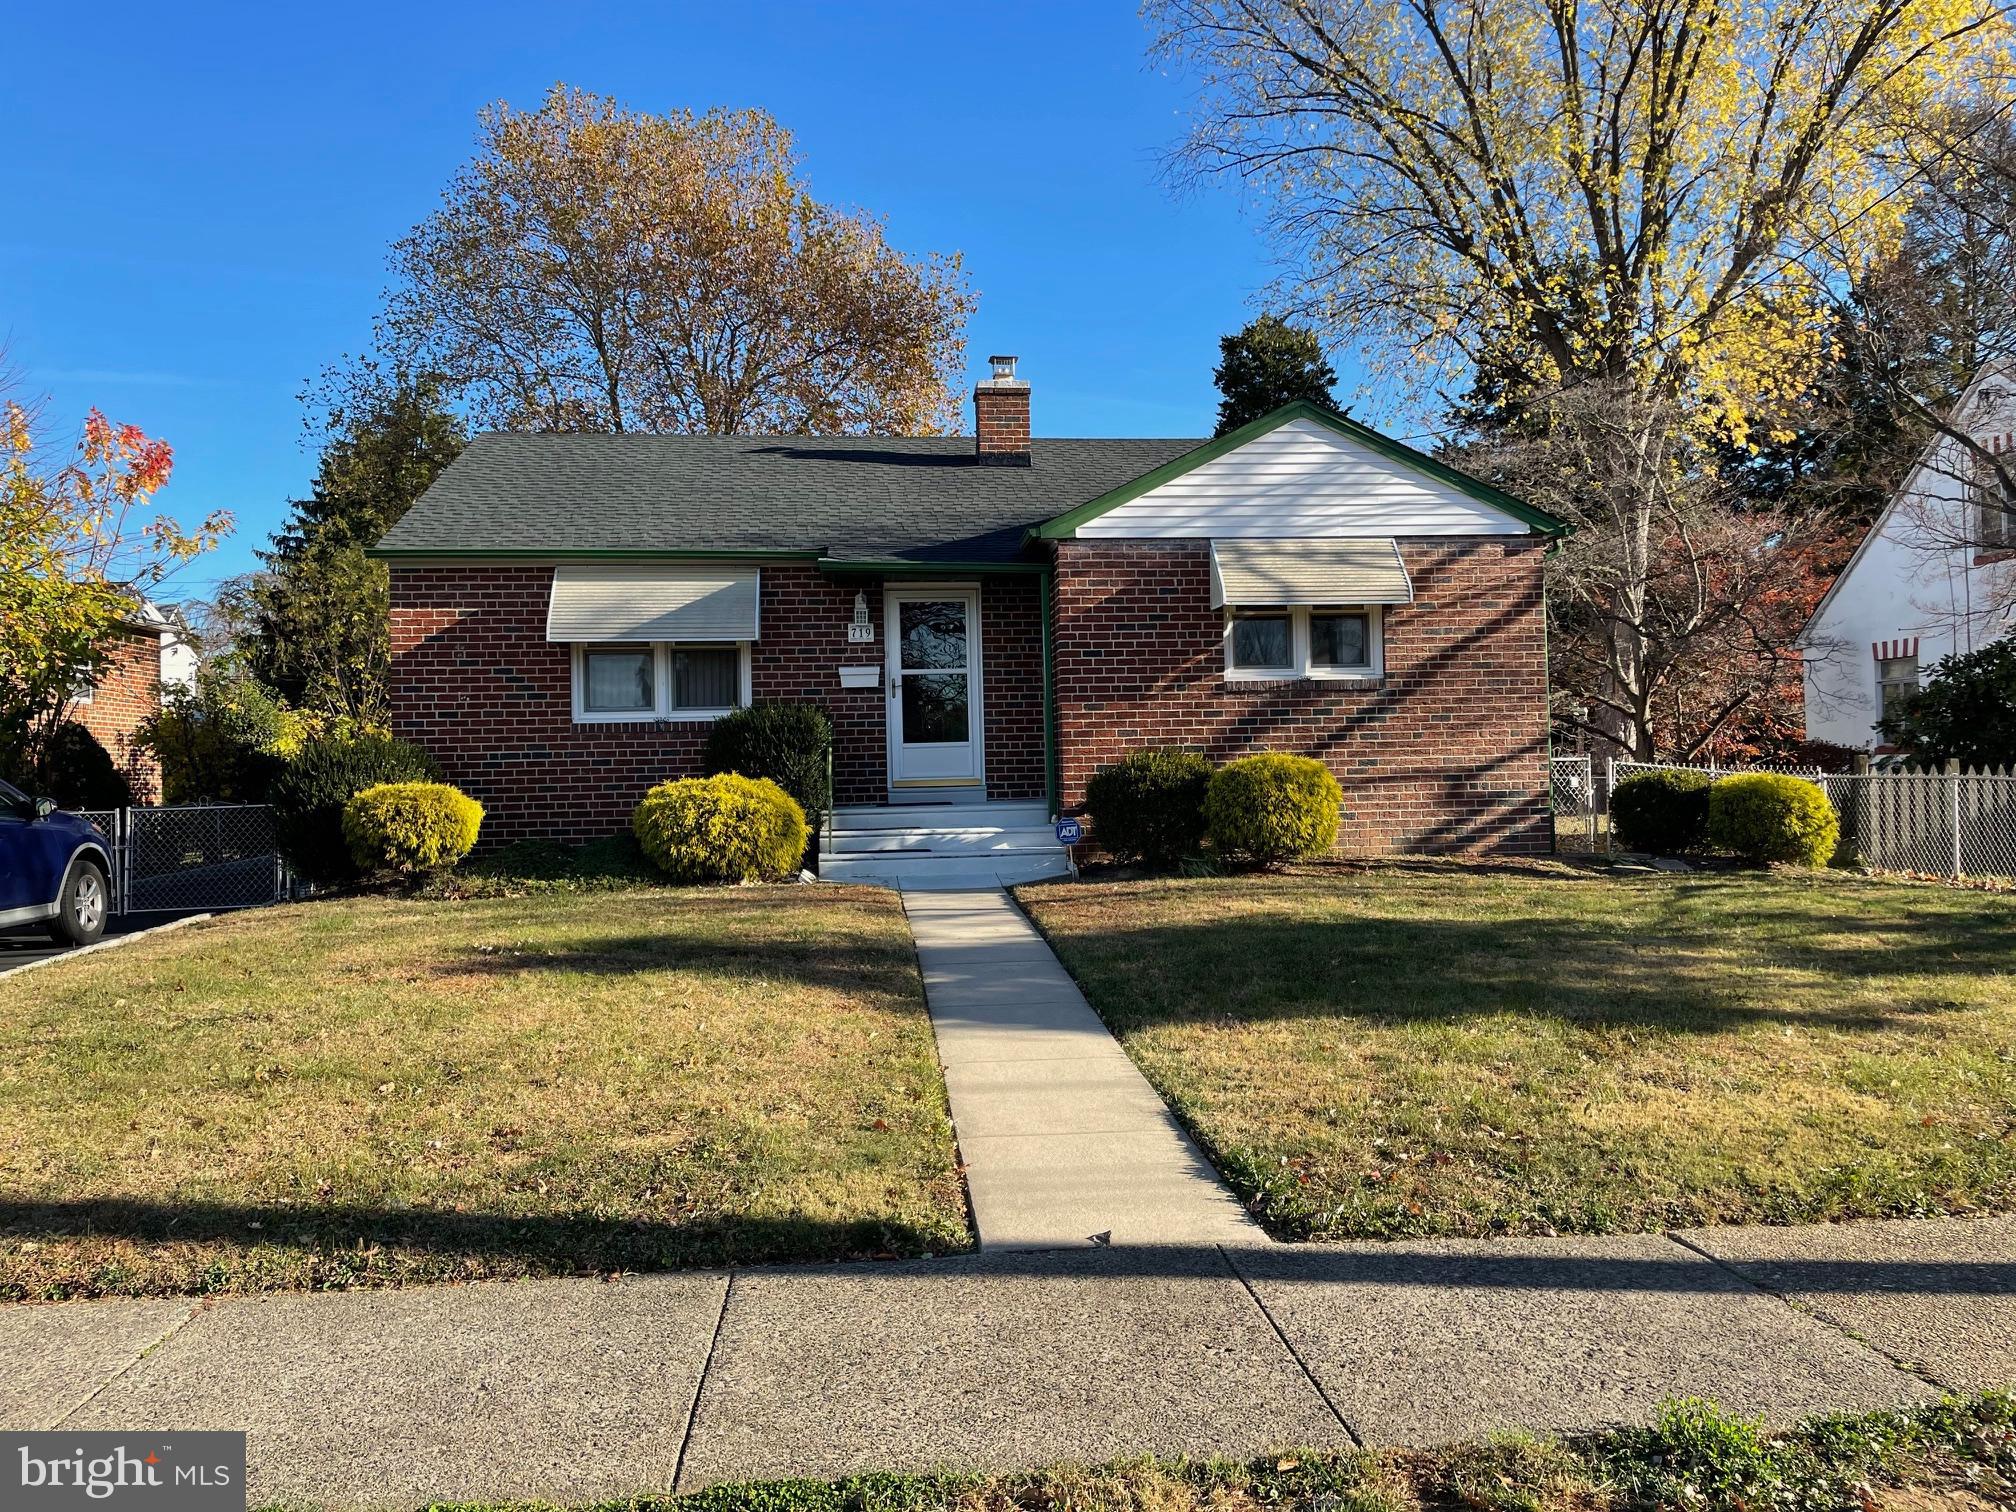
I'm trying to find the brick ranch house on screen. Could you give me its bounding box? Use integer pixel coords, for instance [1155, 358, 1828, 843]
[373, 359, 1566, 886]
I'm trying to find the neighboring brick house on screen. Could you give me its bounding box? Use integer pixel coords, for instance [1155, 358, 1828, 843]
[373, 360, 1565, 885]
[64, 605, 191, 803]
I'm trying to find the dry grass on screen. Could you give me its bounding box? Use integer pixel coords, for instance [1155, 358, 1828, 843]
[0, 887, 970, 1299]
[434, 1392, 2016, 1512]
[1018, 860, 2016, 1239]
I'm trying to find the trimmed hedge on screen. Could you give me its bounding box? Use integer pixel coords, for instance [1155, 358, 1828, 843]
[632, 774, 808, 884]
[1709, 772, 1839, 867]
[1084, 747, 1213, 866]
[703, 703, 833, 833]
[1611, 769, 1712, 855]
[270, 735, 441, 884]
[343, 782, 484, 877]
[1204, 753, 1342, 866]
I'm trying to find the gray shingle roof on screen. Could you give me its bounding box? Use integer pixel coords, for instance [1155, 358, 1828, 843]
[374, 434, 1203, 564]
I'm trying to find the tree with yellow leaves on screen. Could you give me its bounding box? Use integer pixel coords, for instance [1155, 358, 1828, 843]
[368, 85, 975, 437]
[1153, 0, 2011, 757]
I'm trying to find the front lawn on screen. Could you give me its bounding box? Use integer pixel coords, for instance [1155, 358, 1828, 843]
[1019, 862, 2016, 1240]
[0, 887, 969, 1300]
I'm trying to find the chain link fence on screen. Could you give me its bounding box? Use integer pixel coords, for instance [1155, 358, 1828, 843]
[1606, 760, 2016, 882]
[59, 804, 289, 914]
[1550, 754, 1600, 852]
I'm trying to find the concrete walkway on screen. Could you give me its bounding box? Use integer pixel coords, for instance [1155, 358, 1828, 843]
[902, 889, 1258, 1249]
[2, 1218, 2012, 1508]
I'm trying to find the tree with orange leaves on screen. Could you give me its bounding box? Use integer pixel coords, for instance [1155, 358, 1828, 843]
[0, 402, 230, 773]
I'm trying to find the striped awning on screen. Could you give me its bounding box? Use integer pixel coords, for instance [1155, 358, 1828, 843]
[545, 565, 760, 643]
[1209, 539, 1413, 608]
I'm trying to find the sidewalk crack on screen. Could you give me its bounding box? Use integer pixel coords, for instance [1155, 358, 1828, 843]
[671, 1272, 736, 1494]
[1662, 1231, 1943, 1388]
[48, 1301, 201, 1429]
[1218, 1245, 1363, 1449]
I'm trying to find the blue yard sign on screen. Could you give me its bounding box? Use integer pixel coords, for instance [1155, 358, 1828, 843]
[1054, 817, 1084, 846]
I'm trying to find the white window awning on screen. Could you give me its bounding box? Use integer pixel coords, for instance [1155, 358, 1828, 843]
[1209, 539, 1413, 608]
[546, 565, 760, 643]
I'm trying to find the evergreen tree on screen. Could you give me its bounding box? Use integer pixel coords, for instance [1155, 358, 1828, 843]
[244, 373, 464, 723]
[1212, 315, 1337, 435]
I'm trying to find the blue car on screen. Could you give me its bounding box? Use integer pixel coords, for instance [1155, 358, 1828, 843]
[0, 778, 115, 945]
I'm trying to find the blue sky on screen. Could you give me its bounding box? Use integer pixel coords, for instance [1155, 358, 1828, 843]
[4, 1, 1363, 593]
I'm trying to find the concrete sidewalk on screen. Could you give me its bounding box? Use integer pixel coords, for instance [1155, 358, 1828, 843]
[903, 889, 1258, 1249]
[3, 1217, 2011, 1508]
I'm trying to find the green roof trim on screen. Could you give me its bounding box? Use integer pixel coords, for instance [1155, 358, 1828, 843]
[1028, 399, 1570, 541]
[816, 557, 1046, 576]
[367, 546, 824, 563]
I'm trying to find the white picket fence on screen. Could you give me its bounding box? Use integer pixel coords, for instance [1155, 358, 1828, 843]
[1602, 759, 2016, 881]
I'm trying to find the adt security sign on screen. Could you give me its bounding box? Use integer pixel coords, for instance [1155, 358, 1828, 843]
[1054, 817, 1083, 846]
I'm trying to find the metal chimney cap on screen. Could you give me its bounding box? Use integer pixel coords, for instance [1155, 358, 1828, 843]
[988, 355, 1019, 380]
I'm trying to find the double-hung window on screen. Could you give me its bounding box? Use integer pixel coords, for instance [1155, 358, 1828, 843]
[550, 565, 760, 725]
[573, 642, 749, 723]
[1211, 540, 1405, 682]
[1226, 606, 1382, 680]
[1975, 464, 2015, 551]
[1877, 653, 1919, 721]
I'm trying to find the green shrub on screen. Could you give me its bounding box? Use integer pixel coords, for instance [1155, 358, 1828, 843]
[632, 774, 809, 884]
[26, 723, 133, 810]
[141, 668, 297, 803]
[1084, 747, 1213, 866]
[703, 704, 833, 830]
[1709, 773, 1839, 867]
[1610, 769, 1712, 855]
[343, 782, 483, 877]
[1204, 753, 1342, 866]
[271, 734, 441, 884]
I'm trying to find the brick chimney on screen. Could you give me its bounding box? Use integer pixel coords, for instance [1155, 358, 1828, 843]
[974, 354, 1031, 465]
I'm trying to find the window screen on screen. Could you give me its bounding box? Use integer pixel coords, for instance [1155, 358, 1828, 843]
[672, 647, 740, 710]
[1230, 614, 1293, 670]
[582, 648, 654, 712]
[1309, 611, 1371, 668]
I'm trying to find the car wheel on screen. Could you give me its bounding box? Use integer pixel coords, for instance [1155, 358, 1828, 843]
[47, 860, 109, 947]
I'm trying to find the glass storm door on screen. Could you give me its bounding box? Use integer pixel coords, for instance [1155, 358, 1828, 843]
[885, 588, 982, 785]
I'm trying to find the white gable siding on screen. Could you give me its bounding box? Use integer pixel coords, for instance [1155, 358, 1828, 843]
[1803, 416, 2015, 748]
[1073, 416, 1529, 538]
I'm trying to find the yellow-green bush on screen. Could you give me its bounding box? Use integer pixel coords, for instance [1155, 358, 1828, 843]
[632, 774, 808, 884]
[1204, 753, 1342, 866]
[1708, 773, 1838, 867]
[342, 781, 484, 877]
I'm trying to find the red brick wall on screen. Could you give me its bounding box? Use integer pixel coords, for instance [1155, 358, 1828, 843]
[72, 629, 163, 802]
[1051, 538, 1551, 855]
[981, 576, 1045, 802]
[389, 563, 1046, 843]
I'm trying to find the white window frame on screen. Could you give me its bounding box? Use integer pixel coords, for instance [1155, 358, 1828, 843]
[1876, 653, 1919, 720]
[1223, 605, 1383, 682]
[571, 641, 752, 724]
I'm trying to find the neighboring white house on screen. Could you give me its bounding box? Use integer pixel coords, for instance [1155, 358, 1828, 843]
[1803, 366, 2016, 750]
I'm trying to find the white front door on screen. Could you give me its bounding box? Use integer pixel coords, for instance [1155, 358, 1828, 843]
[885, 587, 983, 786]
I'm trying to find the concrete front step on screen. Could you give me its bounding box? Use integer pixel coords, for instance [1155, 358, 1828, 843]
[828, 826, 1065, 856]
[821, 800, 1068, 890]
[818, 851, 1072, 891]
[831, 801, 1050, 833]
